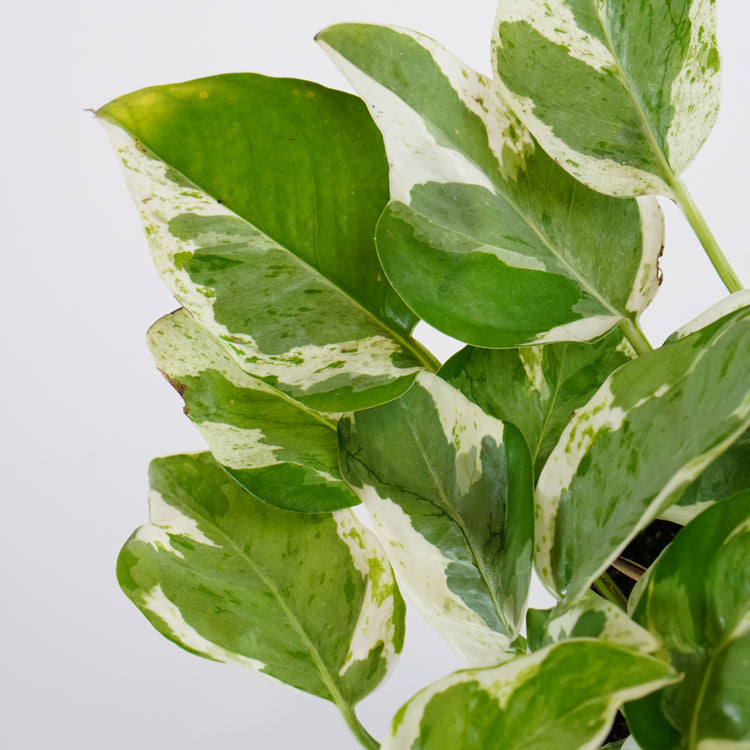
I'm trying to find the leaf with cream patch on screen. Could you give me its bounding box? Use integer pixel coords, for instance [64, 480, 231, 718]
[317, 23, 662, 348]
[338, 372, 533, 666]
[440, 328, 635, 480]
[492, 0, 720, 197]
[626, 491, 750, 750]
[526, 590, 662, 655]
[117, 452, 405, 712]
[381, 640, 675, 750]
[148, 308, 357, 513]
[536, 306, 750, 604]
[98, 74, 435, 412]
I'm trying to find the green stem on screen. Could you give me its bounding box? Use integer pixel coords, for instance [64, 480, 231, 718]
[671, 177, 743, 293]
[593, 571, 628, 612]
[338, 703, 380, 750]
[618, 318, 653, 356]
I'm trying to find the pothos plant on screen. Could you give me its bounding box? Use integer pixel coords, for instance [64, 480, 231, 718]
[98, 1, 750, 748]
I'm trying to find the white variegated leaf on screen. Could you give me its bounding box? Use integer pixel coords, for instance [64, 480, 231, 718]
[536, 306, 750, 603]
[147, 309, 358, 513]
[492, 0, 720, 197]
[99, 75, 436, 413]
[118, 452, 405, 710]
[317, 24, 662, 348]
[339, 372, 534, 666]
[382, 640, 675, 750]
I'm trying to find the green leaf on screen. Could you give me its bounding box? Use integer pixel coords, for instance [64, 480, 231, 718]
[666, 426, 750, 525]
[527, 591, 662, 655]
[317, 24, 663, 348]
[492, 0, 720, 197]
[440, 328, 635, 479]
[338, 372, 533, 666]
[98, 74, 435, 412]
[147, 309, 357, 513]
[536, 306, 750, 604]
[626, 492, 750, 749]
[118, 452, 405, 710]
[382, 640, 675, 749]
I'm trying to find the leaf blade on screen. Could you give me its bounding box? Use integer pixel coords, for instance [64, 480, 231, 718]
[492, 0, 721, 196]
[118, 452, 405, 706]
[339, 372, 533, 666]
[99, 74, 431, 411]
[383, 640, 675, 750]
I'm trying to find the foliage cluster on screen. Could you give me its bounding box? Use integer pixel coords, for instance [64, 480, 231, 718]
[99, 1, 750, 747]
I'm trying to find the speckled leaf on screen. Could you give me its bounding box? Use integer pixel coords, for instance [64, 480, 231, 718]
[147, 309, 357, 513]
[440, 328, 635, 479]
[117, 452, 405, 710]
[382, 640, 675, 750]
[98, 74, 435, 412]
[537, 306, 750, 604]
[317, 24, 662, 348]
[492, 0, 720, 197]
[338, 372, 533, 666]
[626, 492, 750, 750]
[526, 590, 661, 655]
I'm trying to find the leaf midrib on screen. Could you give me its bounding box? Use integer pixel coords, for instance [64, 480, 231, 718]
[589, 1, 678, 189]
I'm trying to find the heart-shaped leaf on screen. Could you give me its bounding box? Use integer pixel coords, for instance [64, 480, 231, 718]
[148, 308, 357, 513]
[118, 452, 405, 712]
[317, 24, 662, 348]
[382, 640, 675, 749]
[536, 305, 750, 603]
[626, 491, 750, 749]
[440, 328, 635, 480]
[339, 372, 533, 666]
[492, 0, 720, 197]
[99, 74, 436, 412]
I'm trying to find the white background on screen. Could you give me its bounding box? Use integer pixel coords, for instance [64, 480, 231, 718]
[2, 2, 748, 748]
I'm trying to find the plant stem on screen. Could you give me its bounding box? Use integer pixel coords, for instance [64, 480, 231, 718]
[338, 703, 380, 750]
[593, 571, 628, 612]
[618, 318, 653, 356]
[671, 177, 743, 293]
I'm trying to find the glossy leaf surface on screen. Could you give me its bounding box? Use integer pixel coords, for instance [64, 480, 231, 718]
[536, 306, 750, 603]
[492, 0, 720, 197]
[382, 640, 675, 749]
[627, 492, 750, 749]
[117, 452, 405, 706]
[440, 328, 635, 479]
[147, 309, 357, 513]
[339, 372, 533, 666]
[318, 24, 662, 348]
[99, 74, 432, 412]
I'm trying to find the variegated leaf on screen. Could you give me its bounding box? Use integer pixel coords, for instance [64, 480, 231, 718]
[382, 640, 675, 750]
[98, 74, 436, 412]
[664, 426, 750, 525]
[536, 306, 750, 604]
[526, 591, 661, 655]
[118, 452, 405, 710]
[338, 372, 533, 666]
[440, 328, 635, 479]
[626, 492, 750, 750]
[317, 24, 662, 348]
[148, 309, 357, 513]
[492, 0, 720, 197]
